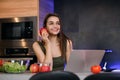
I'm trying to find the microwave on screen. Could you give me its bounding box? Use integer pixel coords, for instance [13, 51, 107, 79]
[0, 17, 37, 40]
[0, 16, 38, 56]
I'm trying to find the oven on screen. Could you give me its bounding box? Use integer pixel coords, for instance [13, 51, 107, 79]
[0, 16, 38, 56]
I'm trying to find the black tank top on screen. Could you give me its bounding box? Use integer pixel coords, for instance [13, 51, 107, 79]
[37, 41, 65, 71]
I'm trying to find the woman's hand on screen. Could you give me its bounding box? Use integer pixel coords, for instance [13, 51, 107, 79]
[40, 29, 49, 43]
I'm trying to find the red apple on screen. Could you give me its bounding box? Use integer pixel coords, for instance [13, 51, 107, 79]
[30, 63, 39, 73]
[39, 28, 47, 35]
[40, 64, 50, 72]
[91, 65, 101, 74]
[39, 63, 42, 72]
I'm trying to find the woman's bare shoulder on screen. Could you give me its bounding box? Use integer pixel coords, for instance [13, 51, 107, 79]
[67, 39, 73, 50]
[67, 39, 72, 46]
[32, 41, 41, 47]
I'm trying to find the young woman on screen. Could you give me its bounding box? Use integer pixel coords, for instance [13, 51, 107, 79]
[32, 13, 72, 71]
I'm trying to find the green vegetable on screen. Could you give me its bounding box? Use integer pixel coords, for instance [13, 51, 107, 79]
[0, 66, 4, 72]
[3, 62, 27, 73]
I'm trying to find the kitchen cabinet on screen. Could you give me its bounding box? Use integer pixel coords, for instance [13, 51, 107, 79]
[0, 0, 39, 18]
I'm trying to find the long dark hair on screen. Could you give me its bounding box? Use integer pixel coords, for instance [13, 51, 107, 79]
[43, 13, 71, 63]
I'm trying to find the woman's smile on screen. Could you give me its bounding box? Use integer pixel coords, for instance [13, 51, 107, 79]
[51, 28, 60, 33]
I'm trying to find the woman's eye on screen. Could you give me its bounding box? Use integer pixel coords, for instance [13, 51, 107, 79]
[57, 22, 60, 25]
[48, 22, 53, 25]
[56, 22, 60, 25]
[47, 21, 60, 25]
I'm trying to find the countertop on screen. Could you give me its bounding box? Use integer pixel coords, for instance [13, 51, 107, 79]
[0, 71, 91, 80]
[0, 71, 35, 80]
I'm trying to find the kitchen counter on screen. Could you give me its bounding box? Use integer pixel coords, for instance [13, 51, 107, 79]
[76, 72, 92, 80]
[0, 71, 91, 80]
[0, 71, 35, 80]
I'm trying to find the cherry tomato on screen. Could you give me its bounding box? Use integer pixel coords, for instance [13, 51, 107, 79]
[30, 63, 39, 73]
[91, 65, 101, 74]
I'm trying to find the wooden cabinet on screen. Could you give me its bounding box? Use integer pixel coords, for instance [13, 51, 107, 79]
[0, 0, 39, 18]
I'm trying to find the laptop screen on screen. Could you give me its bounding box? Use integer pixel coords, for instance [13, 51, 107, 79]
[65, 50, 105, 73]
[100, 49, 120, 71]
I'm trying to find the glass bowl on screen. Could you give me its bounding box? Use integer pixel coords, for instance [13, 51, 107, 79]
[0, 59, 30, 73]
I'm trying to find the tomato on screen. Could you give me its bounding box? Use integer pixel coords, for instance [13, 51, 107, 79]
[39, 28, 47, 35]
[30, 63, 39, 73]
[0, 59, 4, 66]
[91, 65, 101, 74]
[40, 64, 50, 72]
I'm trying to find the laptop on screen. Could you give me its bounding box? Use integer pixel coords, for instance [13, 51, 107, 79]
[100, 49, 120, 72]
[64, 50, 105, 73]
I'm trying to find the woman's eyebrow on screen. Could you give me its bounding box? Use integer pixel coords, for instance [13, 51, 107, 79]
[48, 21, 53, 22]
[48, 20, 59, 22]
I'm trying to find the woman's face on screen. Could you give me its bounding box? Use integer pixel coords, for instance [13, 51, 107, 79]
[46, 16, 60, 35]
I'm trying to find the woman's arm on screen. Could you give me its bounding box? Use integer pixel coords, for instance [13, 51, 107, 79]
[32, 42, 45, 63]
[66, 40, 73, 63]
[32, 41, 53, 70]
[33, 28, 53, 70]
